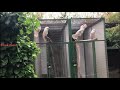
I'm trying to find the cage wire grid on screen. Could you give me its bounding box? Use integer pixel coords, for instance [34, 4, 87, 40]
[37, 18, 105, 78]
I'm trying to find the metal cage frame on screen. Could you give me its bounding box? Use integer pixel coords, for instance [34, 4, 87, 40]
[36, 18, 108, 78]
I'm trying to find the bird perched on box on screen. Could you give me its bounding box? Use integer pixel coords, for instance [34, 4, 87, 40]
[72, 24, 87, 40]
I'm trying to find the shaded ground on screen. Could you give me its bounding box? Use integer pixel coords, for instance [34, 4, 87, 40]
[107, 49, 120, 78]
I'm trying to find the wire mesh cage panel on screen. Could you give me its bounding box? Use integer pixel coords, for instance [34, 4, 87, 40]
[40, 19, 68, 42]
[72, 41, 97, 78]
[37, 19, 70, 78]
[35, 18, 108, 78]
[71, 18, 108, 78]
[71, 18, 100, 32]
[46, 43, 69, 78]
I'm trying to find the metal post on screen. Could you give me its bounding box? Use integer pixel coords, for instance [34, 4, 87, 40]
[68, 18, 74, 78]
[92, 41, 97, 78]
[103, 18, 109, 78]
[83, 42, 87, 78]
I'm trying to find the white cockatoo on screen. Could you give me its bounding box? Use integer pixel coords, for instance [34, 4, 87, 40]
[42, 27, 50, 42]
[72, 24, 87, 40]
[90, 29, 97, 40]
[34, 26, 41, 37]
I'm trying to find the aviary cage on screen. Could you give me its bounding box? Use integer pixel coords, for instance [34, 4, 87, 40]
[34, 18, 108, 78]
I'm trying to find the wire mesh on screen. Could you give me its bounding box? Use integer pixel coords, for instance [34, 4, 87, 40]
[40, 19, 67, 31]
[71, 18, 100, 32]
[37, 18, 107, 78]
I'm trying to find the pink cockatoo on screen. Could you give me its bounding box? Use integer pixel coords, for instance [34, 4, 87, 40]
[72, 24, 87, 40]
[90, 29, 97, 40]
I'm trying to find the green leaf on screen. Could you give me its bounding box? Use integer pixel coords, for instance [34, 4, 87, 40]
[26, 29, 32, 34]
[2, 59, 8, 66]
[32, 54, 37, 57]
[23, 57, 28, 60]
[35, 21, 40, 27]
[20, 29, 23, 35]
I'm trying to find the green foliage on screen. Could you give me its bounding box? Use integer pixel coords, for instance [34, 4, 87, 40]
[104, 12, 120, 48]
[105, 12, 120, 23]
[17, 12, 40, 35]
[0, 12, 40, 78]
[16, 35, 40, 78]
[106, 25, 120, 48]
[16, 12, 40, 78]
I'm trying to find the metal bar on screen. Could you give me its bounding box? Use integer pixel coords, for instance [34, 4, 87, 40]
[74, 40, 105, 42]
[92, 41, 97, 78]
[83, 42, 87, 78]
[68, 18, 74, 78]
[103, 18, 109, 78]
[39, 19, 68, 20]
[5, 40, 105, 44]
[36, 40, 105, 44]
[70, 18, 104, 19]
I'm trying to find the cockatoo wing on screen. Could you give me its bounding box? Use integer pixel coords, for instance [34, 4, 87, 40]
[43, 27, 49, 42]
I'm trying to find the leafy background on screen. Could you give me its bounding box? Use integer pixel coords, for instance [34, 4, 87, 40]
[0, 12, 40, 78]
